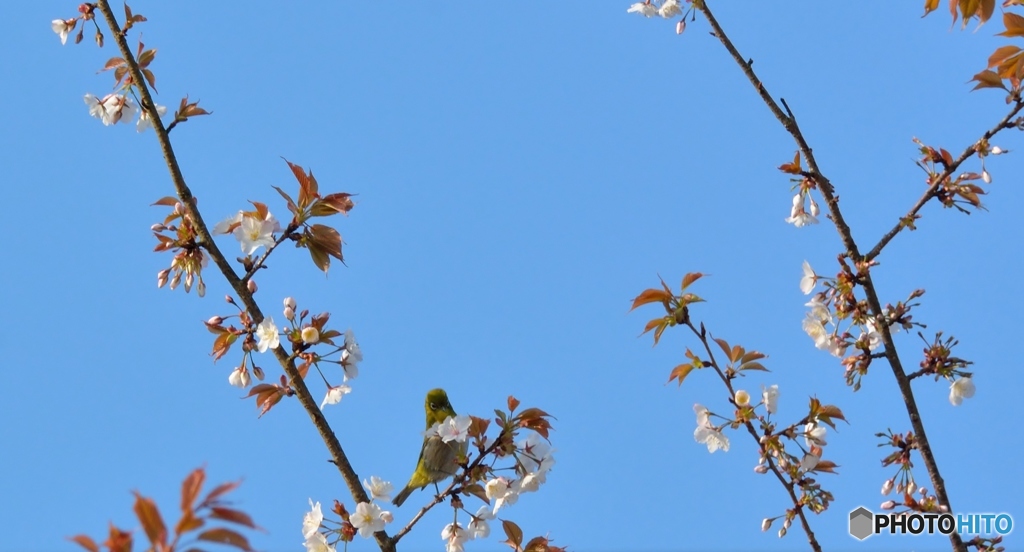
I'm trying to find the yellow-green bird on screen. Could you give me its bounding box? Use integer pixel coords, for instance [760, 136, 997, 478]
[392, 388, 466, 507]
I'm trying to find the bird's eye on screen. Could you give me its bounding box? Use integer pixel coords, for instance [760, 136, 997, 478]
[429, 402, 437, 411]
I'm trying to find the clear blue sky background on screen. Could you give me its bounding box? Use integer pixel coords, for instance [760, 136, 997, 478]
[2, 2, 1021, 551]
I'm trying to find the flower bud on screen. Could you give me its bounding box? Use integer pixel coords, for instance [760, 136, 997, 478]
[880, 500, 896, 510]
[247, 279, 258, 293]
[761, 518, 772, 532]
[94, 31, 103, 47]
[754, 465, 769, 474]
[380, 511, 393, 524]
[783, 519, 791, 530]
[151, 223, 166, 232]
[881, 478, 894, 495]
[301, 326, 320, 344]
[253, 365, 265, 380]
[284, 297, 297, 310]
[809, 199, 820, 217]
[991, 146, 1006, 155]
[284, 307, 295, 321]
[207, 315, 224, 326]
[676, 19, 686, 34]
[734, 389, 750, 407]
[225, 295, 236, 305]
[777, 527, 787, 538]
[197, 280, 206, 297]
[906, 481, 916, 496]
[982, 169, 991, 184]
[157, 268, 170, 288]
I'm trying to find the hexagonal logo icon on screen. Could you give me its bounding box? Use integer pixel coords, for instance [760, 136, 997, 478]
[849, 506, 874, 540]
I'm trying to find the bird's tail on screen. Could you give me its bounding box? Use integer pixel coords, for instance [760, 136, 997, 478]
[392, 485, 414, 507]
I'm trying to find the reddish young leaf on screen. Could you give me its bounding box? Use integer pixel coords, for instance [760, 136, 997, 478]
[652, 321, 669, 346]
[680, 272, 704, 291]
[210, 507, 258, 529]
[152, 196, 179, 207]
[201, 480, 242, 507]
[987, 44, 1022, 69]
[998, 11, 1024, 37]
[175, 508, 205, 535]
[67, 535, 100, 552]
[667, 363, 695, 386]
[777, 150, 802, 174]
[181, 467, 206, 511]
[197, 527, 253, 551]
[308, 224, 343, 260]
[103, 523, 133, 552]
[132, 492, 167, 548]
[309, 193, 355, 217]
[630, 288, 671, 312]
[307, 242, 330, 273]
[507, 395, 521, 412]
[250, 201, 269, 221]
[272, 185, 299, 216]
[502, 519, 524, 550]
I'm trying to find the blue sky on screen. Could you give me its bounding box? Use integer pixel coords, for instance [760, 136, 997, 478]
[2, 2, 1021, 551]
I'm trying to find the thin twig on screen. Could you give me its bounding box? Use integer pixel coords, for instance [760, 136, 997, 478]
[686, 321, 822, 552]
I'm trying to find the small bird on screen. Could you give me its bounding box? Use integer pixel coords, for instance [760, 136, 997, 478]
[392, 388, 466, 507]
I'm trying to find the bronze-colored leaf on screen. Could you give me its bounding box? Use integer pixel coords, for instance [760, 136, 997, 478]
[970, 69, 1007, 91]
[138, 48, 156, 69]
[102, 56, 125, 71]
[307, 242, 330, 273]
[201, 480, 241, 507]
[922, 0, 940, 16]
[630, 288, 671, 312]
[181, 467, 206, 511]
[777, 150, 802, 174]
[507, 395, 521, 412]
[132, 492, 167, 547]
[997, 11, 1024, 36]
[502, 519, 524, 549]
[142, 68, 157, 92]
[464, 483, 489, 504]
[175, 509, 205, 535]
[67, 535, 100, 552]
[681, 272, 705, 291]
[272, 185, 299, 216]
[309, 193, 355, 217]
[209, 507, 257, 529]
[667, 363, 695, 386]
[197, 527, 253, 551]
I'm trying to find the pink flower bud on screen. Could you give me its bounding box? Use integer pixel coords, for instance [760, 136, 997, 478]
[207, 315, 224, 326]
[761, 518, 772, 532]
[880, 500, 896, 510]
[809, 199, 820, 217]
[676, 19, 686, 34]
[247, 279, 258, 293]
[197, 280, 206, 297]
[151, 223, 166, 232]
[380, 511, 394, 524]
[225, 295, 236, 305]
[284, 297, 296, 310]
[157, 269, 170, 288]
[284, 307, 295, 321]
[253, 365, 265, 380]
[881, 478, 894, 495]
[754, 465, 769, 474]
[982, 169, 991, 184]
[906, 481, 916, 496]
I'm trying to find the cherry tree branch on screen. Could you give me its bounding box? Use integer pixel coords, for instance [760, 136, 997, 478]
[696, 3, 972, 550]
[94, 3, 394, 550]
[685, 320, 822, 552]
